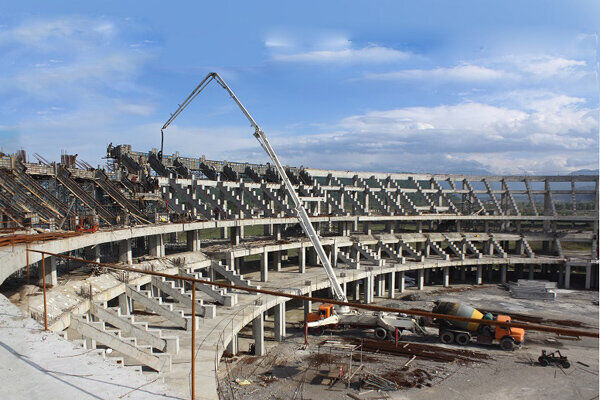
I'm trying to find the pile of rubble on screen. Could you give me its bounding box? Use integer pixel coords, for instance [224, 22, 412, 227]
[509, 280, 557, 300]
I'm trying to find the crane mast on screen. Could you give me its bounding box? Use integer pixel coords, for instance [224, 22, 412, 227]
[160, 72, 348, 304]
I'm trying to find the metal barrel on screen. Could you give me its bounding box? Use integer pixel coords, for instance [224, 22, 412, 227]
[432, 302, 483, 331]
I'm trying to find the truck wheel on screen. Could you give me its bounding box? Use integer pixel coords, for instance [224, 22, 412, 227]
[440, 331, 454, 344]
[561, 361, 570, 369]
[455, 332, 470, 346]
[500, 337, 515, 351]
[374, 327, 388, 340]
[312, 327, 324, 336]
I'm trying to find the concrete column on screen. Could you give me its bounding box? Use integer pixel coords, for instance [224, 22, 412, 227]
[528, 264, 534, 280]
[226, 333, 238, 355]
[417, 269, 424, 290]
[299, 246, 306, 273]
[487, 265, 493, 282]
[118, 239, 132, 264]
[332, 244, 339, 268]
[252, 313, 265, 356]
[564, 261, 571, 289]
[460, 266, 466, 281]
[585, 261, 591, 289]
[476, 266, 483, 285]
[226, 253, 235, 271]
[274, 224, 282, 240]
[424, 268, 430, 284]
[353, 281, 361, 301]
[398, 271, 405, 293]
[231, 226, 241, 246]
[500, 265, 507, 283]
[274, 303, 286, 341]
[149, 234, 165, 257]
[39, 256, 58, 287]
[118, 293, 130, 315]
[375, 275, 384, 297]
[363, 222, 372, 235]
[186, 230, 201, 252]
[388, 272, 396, 298]
[363, 276, 374, 303]
[222, 227, 229, 239]
[261, 250, 268, 282]
[443, 267, 450, 287]
[274, 251, 282, 271]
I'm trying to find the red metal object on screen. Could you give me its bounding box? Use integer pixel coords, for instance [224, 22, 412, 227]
[395, 328, 399, 348]
[41, 253, 48, 331]
[191, 281, 196, 400]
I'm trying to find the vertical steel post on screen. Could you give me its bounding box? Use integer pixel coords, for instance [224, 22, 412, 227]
[25, 245, 30, 284]
[41, 252, 48, 331]
[191, 281, 196, 400]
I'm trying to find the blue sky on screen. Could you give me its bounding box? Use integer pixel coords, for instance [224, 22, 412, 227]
[1, 1, 598, 174]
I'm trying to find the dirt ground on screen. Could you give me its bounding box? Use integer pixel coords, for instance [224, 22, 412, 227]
[217, 284, 599, 400]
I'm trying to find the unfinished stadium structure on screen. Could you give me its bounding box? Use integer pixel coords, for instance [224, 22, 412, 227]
[0, 143, 598, 399]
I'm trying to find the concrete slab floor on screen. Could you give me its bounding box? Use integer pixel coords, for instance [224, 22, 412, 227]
[0, 294, 186, 400]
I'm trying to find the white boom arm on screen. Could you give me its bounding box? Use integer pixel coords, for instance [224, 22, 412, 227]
[161, 72, 348, 303]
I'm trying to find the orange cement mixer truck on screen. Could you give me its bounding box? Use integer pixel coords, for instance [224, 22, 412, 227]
[432, 302, 525, 351]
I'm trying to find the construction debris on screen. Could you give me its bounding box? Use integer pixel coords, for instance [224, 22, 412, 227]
[344, 338, 490, 364]
[509, 280, 557, 300]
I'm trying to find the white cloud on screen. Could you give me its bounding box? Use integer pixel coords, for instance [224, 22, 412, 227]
[255, 95, 598, 175]
[0, 17, 156, 163]
[365, 65, 513, 82]
[520, 56, 586, 78]
[272, 45, 410, 64]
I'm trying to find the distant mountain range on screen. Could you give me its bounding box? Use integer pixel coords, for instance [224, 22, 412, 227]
[570, 169, 599, 176]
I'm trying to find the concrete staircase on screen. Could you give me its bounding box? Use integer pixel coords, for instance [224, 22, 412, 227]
[462, 179, 488, 215]
[337, 251, 360, 269]
[397, 240, 425, 262]
[409, 177, 437, 211]
[150, 276, 218, 316]
[430, 178, 460, 214]
[378, 242, 406, 264]
[211, 260, 259, 291]
[125, 285, 198, 330]
[462, 238, 482, 259]
[397, 188, 421, 215]
[521, 237, 536, 258]
[502, 179, 521, 216]
[176, 268, 237, 307]
[90, 302, 179, 354]
[353, 243, 384, 266]
[482, 179, 503, 215]
[553, 238, 564, 258]
[427, 240, 450, 260]
[489, 235, 508, 258]
[69, 314, 172, 372]
[218, 183, 256, 218]
[262, 185, 294, 216]
[443, 236, 465, 260]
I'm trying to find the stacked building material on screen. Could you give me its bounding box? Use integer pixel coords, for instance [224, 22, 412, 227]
[509, 279, 557, 300]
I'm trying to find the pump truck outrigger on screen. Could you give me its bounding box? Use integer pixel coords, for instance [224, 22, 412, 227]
[160, 72, 423, 338]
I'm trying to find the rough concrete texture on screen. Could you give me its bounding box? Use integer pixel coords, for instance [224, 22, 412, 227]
[0, 294, 185, 400]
